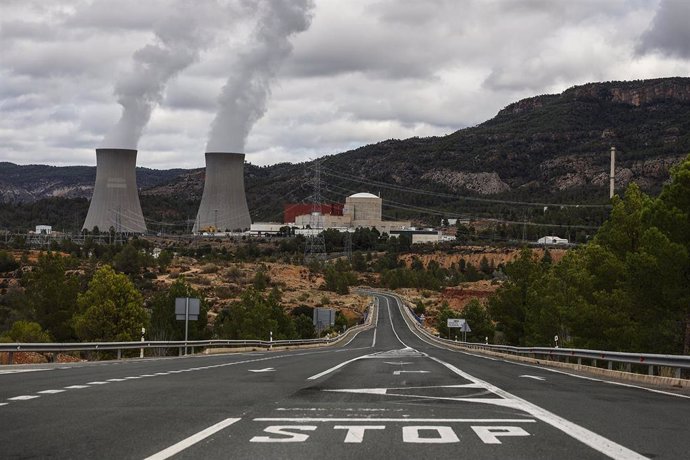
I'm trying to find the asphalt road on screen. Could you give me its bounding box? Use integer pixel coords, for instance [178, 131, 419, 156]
[1, 292, 688, 459]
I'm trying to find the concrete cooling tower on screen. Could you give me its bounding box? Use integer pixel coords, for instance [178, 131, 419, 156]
[82, 148, 147, 233]
[193, 152, 251, 233]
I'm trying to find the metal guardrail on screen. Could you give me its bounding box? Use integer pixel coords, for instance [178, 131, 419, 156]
[0, 338, 331, 363]
[0, 302, 376, 365]
[378, 290, 690, 380]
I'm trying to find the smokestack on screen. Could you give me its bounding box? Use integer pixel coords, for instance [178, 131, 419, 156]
[83, 149, 147, 233]
[609, 146, 616, 199]
[193, 152, 251, 233]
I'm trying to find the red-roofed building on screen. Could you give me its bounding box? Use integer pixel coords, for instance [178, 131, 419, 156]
[283, 203, 343, 224]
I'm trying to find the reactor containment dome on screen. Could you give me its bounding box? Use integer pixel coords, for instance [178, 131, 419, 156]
[82, 148, 147, 233]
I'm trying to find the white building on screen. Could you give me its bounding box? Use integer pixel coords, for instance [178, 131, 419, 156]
[35, 225, 52, 235]
[249, 222, 286, 236]
[537, 236, 569, 245]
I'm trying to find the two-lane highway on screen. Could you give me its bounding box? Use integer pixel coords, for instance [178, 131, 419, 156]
[1, 292, 688, 459]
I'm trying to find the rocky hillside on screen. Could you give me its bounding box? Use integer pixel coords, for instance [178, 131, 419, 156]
[2, 77, 689, 227]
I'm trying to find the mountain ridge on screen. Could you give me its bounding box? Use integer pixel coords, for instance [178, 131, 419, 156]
[1, 77, 689, 228]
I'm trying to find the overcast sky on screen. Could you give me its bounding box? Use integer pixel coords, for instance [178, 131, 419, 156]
[1, 0, 689, 169]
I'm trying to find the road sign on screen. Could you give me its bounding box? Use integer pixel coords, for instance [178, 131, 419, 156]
[447, 318, 463, 328]
[447, 319, 471, 332]
[175, 297, 201, 356]
[175, 297, 200, 320]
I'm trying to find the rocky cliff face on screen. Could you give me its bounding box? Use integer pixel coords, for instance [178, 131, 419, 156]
[573, 78, 690, 106]
[421, 169, 510, 195]
[497, 77, 690, 117]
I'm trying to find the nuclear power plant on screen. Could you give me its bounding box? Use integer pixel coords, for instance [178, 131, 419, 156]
[193, 152, 251, 233]
[82, 148, 147, 233]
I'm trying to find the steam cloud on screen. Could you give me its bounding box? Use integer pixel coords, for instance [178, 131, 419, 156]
[206, 0, 314, 153]
[101, 1, 217, 149]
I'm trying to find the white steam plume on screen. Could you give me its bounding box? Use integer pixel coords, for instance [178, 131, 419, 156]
[206, 0, 314, 153]
[101, 1, 219, 149]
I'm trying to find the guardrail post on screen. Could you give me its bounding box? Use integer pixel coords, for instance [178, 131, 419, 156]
[648, 365, 654, 376]
[592, 359, 597, 368]
[625, 363, 631, 373]
[179, 346, 183, 356]
[675, 368, 681, 379]
[608, 361, 613, 370]
[8, 351, 13, 365]
[117, 349, 122, 360]
[190, 347, 194, 355]
[577, 357, 582, 366]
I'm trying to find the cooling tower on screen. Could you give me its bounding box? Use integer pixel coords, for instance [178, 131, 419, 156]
[82, 148, 147, 233]
[193, 152, 251, 233]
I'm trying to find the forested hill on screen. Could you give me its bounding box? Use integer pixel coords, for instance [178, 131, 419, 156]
[0, 162, 186, 204]
[1, 77, 689, 228]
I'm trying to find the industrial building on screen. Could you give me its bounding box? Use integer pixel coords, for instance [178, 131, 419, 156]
[537, 236, 569, 245]
[289, 192, 410, 234]
[390, 228, 455, 244]
[193, 152, 252, 233]
[82, 148, 147, 233]
[284, 203, 343, 224]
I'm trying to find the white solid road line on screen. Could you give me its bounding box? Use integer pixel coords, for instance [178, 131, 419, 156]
[388, 290, 688, 401]
[144, 418, 241, 460]
[430, 356, 647, 460]
[379, 292, 648, 460]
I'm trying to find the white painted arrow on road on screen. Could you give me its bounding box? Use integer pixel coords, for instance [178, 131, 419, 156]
[249, 368, 275, 373]
[519, 375, 546, 381]
[393, 370, 430, 375]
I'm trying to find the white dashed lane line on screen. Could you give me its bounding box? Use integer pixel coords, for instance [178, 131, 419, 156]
[3, 352, 306, 408]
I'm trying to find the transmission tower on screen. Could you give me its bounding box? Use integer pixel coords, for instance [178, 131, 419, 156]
[304, 160, 327, 262]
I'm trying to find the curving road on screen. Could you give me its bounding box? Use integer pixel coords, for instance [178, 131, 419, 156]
[1, 292, 688, 459]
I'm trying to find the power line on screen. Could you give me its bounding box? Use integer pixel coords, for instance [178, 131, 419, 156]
[318, 164, 611, 209]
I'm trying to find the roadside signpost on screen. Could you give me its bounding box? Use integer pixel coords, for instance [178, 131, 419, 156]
[447, 318, 471, 342]
[176, 297, 200, 355]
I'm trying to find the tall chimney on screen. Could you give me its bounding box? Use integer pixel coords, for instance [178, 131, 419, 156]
[193, 152, 251, 233]
[609, 146, 616, 199]
[82, 148, 146, 233]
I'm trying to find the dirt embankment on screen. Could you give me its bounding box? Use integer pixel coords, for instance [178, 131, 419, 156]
[156, 259, 369, 321]
[399, 247, 566, 269]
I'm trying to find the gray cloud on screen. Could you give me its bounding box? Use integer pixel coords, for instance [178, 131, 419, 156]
[0, 0, 688, 169]
[638, 0, 690, 58]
